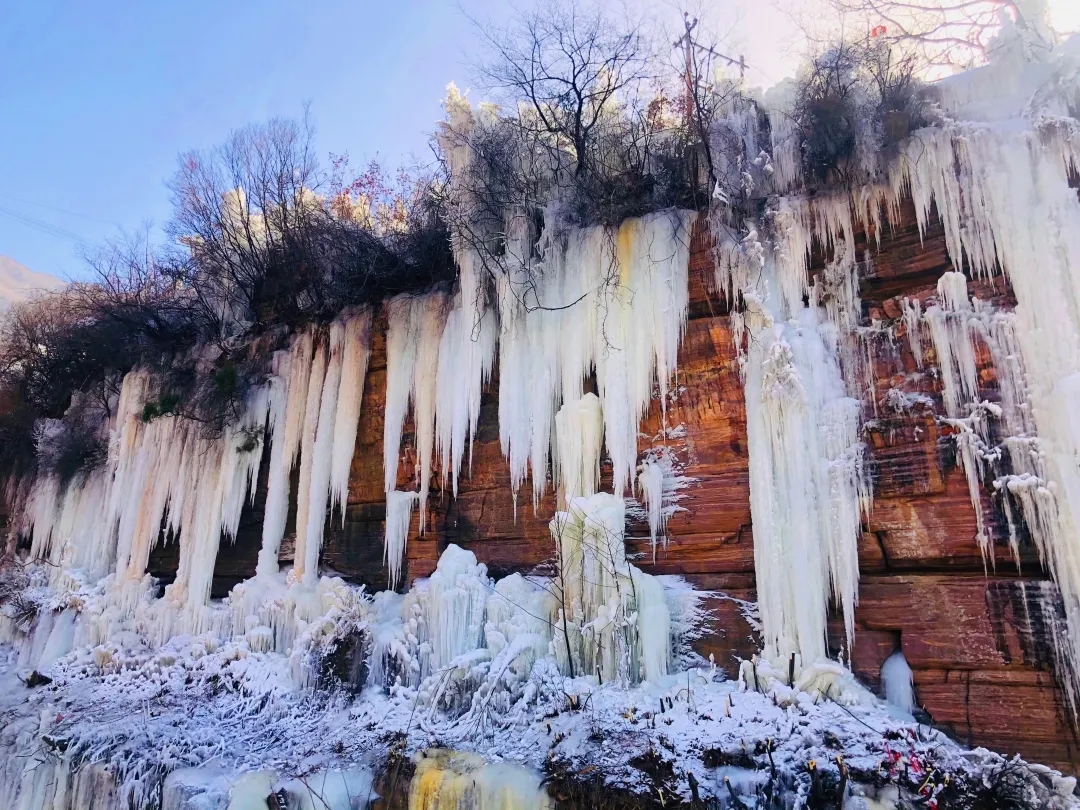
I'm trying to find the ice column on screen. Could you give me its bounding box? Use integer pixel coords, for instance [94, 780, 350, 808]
[384, 293, 450, 516]
[549, 493, 670, 683]
[258, 330, 314, 578]
[731, 209, 869, 666]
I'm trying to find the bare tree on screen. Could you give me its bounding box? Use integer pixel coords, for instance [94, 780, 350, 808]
[472, 1, 655, 181]
[168, 117, 456, 339]
[165, 115, 325, 335]
[823, 0, 1058, 71]
[438, 2, 716, 321]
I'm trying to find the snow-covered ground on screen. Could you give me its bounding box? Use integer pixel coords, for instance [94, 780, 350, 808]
[1, 543, 1077, 810]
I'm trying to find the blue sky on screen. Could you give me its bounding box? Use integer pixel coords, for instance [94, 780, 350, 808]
[2, 0, 818, 281]
[0, 0, 533, 279]
[6, 1, 1077, 281]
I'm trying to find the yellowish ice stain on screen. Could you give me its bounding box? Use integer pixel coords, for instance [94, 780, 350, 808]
[407, 750, 553, 810]
[408, 753, 473, 810]
[615, 219, 637, 286]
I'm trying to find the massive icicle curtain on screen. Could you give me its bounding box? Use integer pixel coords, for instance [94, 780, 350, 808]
[381, 209, 697, 584]
[15, 309, 373, 621]
[11, 206, 696, 611]
[14, 77, 1080, 703]
[713, 192, 872, 668]
[727, 102, 1080, 693]
[892, 122, 1080, 711]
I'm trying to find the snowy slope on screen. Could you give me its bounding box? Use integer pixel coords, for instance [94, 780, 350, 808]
[0, 254, 64, 310]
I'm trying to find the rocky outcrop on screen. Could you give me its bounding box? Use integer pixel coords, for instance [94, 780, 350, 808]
[150, 198, 1080, 774]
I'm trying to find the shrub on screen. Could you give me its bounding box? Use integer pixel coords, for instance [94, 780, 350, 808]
[790, 39, 932, 186]
[29, 390, 110, 484]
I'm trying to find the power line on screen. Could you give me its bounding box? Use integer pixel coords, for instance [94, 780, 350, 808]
[0, 204, 90, 245]
[673, 13, 748, 87]
[0, 192, 118, 227]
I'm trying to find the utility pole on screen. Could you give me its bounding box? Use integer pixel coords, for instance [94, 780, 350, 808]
[672, 11, 749, 125]
[676, 14, 699, 126]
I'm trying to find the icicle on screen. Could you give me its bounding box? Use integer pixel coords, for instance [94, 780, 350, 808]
[296, 321, 346, 585]
[900, 297, 925, 369]
[736, 229, 869, 666]
[258, 330, 314, 578]
[937, 270, 971, 313]
[413, 294, 450, 531]
[496, 210, 694, 503]
[292, 340, 327, 583]
[554, 393, 603, 501]
[257, 349, 293, 578]
[383, 291, 449, 533]
[598, 214, 693, 494]
[884, 121, 1080, 711]
[384, 295, 423, 495]
[434, 259, 497, 499]
[634, 448, 689, 563]
[880, 650, 915, 714]
[329, 308, 373, 521]
[766, 103, 802, 193]
[638, 459, 665, 562]
[924, 273, 994, 554]
[385, 490, 419, 589]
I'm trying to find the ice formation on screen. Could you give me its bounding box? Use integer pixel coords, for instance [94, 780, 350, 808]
[383, 291, 450, 533]
[495, 210, 695, 504]
[385, 490, 420, 589]
[714, 196, 870, 667]
[13, 365, 271, 633]
[331, 310, 374, 518]
[872, 111, 1080, 706]
[711, 34, 1080, 694]
[1, 307, 376, 655]
[549, 494, 671, 683]
[634, 447, 690, 562]
[258, 330, 313, 579]
[881, 650, 916, 714]
[553, 394, 603, 500]
[9, 30, 1080, 809]
[408, 750, 552, 810]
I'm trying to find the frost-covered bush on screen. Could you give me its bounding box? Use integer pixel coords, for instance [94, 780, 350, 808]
[33, 409, 108, 485]
[790, 39, 933, 185]
[0, 556, 46, 632]
[440, 97, 710, 257]
[437, 0, 716, 293]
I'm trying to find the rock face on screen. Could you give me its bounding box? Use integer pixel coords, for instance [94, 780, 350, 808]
[154, 199, 1080, 774]
[0, 255, 63, 310]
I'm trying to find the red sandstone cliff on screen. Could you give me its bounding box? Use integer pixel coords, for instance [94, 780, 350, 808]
[158, 198, 1079, 773]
